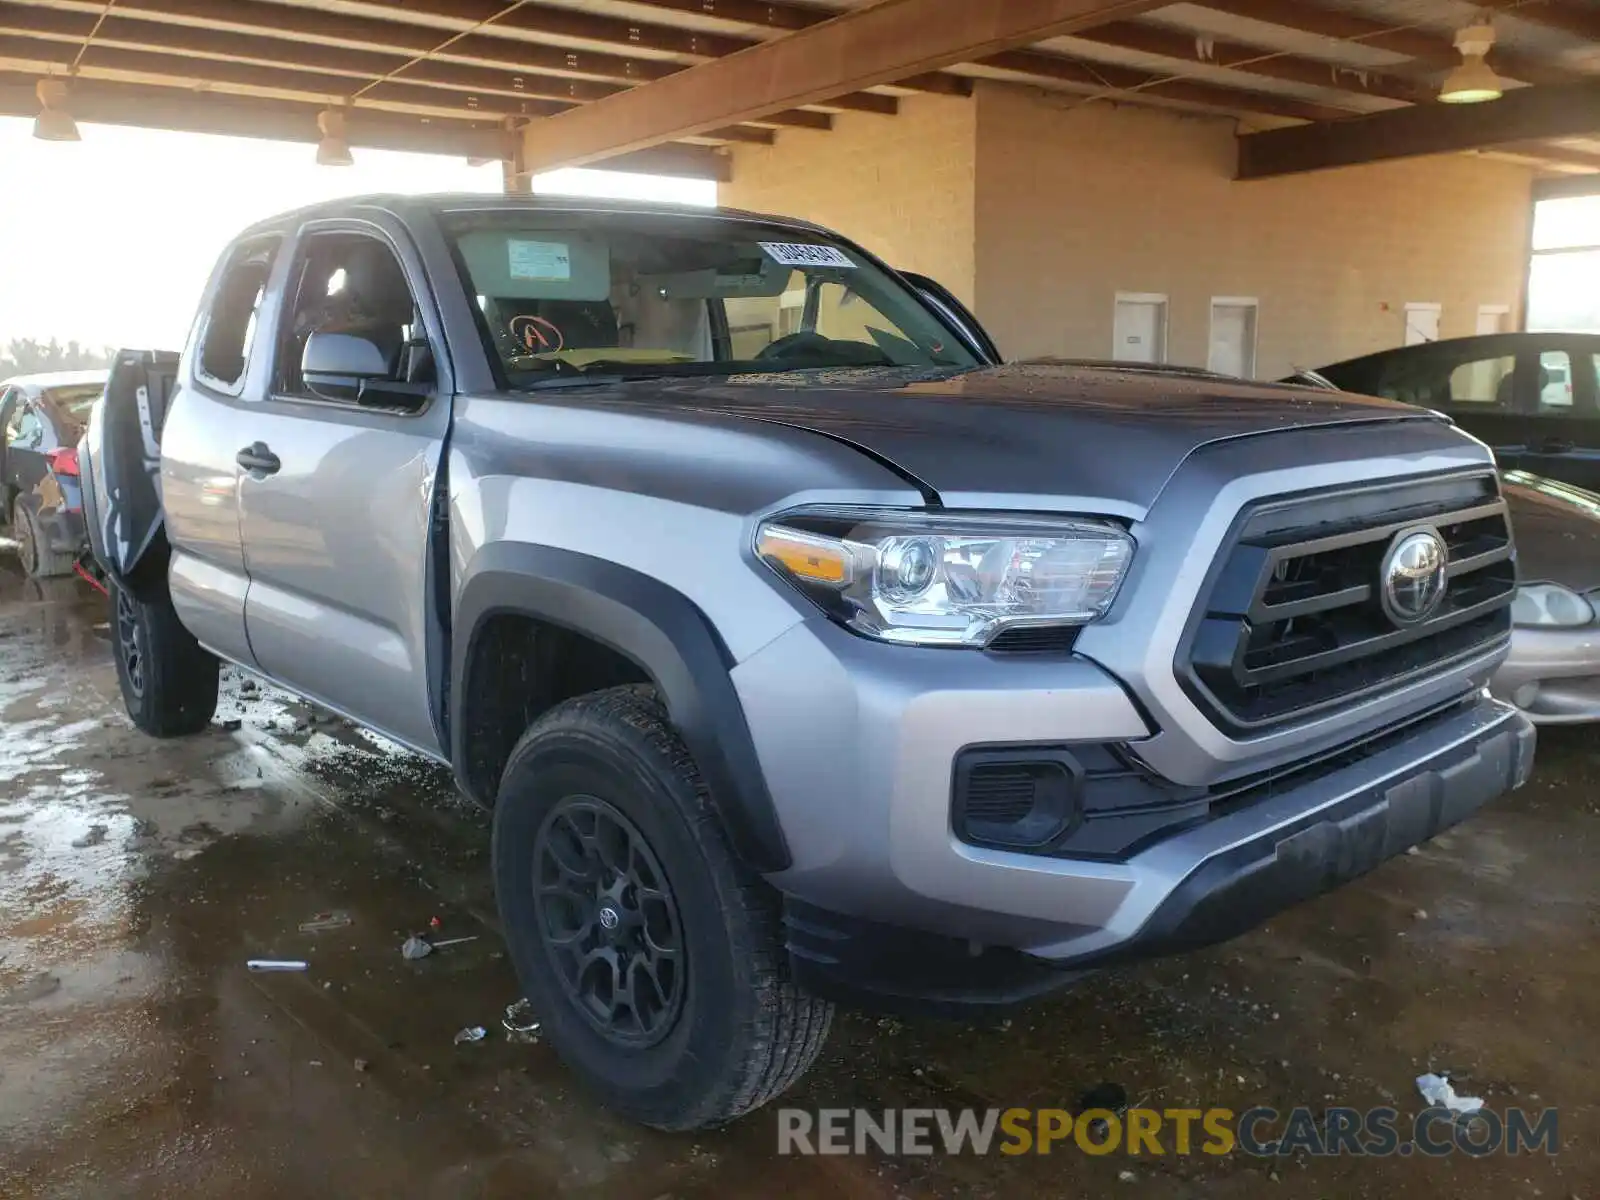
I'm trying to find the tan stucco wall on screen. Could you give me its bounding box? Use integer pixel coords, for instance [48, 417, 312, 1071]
[721, 93, 977, 304]
[972, 83, 1535, 378]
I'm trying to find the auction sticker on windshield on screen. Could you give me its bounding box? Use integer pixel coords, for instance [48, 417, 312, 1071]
[508, 239, 572, 281]
[760, 242, 855, 269]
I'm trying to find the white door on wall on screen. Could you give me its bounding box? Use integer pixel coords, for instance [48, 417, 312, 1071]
[1208, 299, 1258, 378]
[1404, 303, 1442, 345]
[1113, 294, 1167, 363]
[1477, 305, 1512, 335]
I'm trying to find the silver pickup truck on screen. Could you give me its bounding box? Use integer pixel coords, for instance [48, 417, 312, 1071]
[81, 194, 1533, 1131]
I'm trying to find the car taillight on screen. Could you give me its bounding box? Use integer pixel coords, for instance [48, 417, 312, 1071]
[45, 447, 80, 477]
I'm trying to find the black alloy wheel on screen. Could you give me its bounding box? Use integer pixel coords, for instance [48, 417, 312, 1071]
[115, 585, 145, 699]
[533, 795, 686, 1046]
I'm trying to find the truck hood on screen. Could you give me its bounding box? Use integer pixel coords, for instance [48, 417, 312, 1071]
[615, 362, 1441, 511]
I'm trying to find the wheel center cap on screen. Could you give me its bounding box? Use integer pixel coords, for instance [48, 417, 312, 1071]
[598, 905, 621, 931]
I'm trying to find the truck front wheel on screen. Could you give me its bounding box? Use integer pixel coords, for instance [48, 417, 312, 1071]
[111, 578, 220, 737]
[492, 685, 833, 1130]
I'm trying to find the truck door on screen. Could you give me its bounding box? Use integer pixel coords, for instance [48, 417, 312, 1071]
[236, 218, 450, 758]
[159, 236, 284, 666]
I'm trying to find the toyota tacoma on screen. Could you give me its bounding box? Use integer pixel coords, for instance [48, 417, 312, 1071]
[80, 194, 1534, 1130]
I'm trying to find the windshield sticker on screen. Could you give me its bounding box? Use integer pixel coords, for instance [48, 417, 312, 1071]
[508, 239, 572, 281]
[759, 242, 856, 269]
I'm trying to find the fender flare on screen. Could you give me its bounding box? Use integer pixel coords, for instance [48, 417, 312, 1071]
[451, 543, 792, 873]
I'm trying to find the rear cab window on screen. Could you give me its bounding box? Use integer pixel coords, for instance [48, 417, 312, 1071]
[196, 236, 281, 393]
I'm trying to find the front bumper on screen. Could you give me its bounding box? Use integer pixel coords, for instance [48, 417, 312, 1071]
[736, 618, 1533, 1004]
[1490, 624, 1600, 724]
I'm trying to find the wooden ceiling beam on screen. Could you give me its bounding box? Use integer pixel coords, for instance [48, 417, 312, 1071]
[0, 5, 827, 130]
[0, 12, 637, 102]
[515, 0, 1207, 173]
[1067, 19, 1430, 104]
[1203, 0, 1582, 86]
[1480, 0, 1600, 44]
[591, 0, 825, 32]
[1535, 172, 1600, 199]
[3, 0, 681, 83]
[310, 0, 946, 101]
[1238, 77, 1600, 178]
[0, 66, 734, 177]
[1497, 139, 1600, 172]
[0, 68, 507, 155]
[5, 0, 902, 110]
[0, 36, 574, 118]
[0, 32, 770, 142]
[981, 48, 1354, 121]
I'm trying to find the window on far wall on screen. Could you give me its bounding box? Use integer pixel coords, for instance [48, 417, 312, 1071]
[1528, 194, 1600, 333]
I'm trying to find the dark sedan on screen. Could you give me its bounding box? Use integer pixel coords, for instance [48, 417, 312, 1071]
[1, 370, 106, 577]
[1493, 470, 1600, 723]
[1307, 332, 1600, 491]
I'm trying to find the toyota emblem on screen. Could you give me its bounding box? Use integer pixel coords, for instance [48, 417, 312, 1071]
[1380, 528, 1448, 626]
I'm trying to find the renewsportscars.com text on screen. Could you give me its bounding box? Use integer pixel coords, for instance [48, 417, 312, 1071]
[777, 1106, 1559, 1158]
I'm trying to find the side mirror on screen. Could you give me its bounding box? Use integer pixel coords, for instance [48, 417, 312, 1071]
[302, 331, 394, 403]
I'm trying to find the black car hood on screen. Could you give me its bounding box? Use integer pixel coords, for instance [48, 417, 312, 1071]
[1504, 471, 1600, 592]
[604, 363, 1436, 510]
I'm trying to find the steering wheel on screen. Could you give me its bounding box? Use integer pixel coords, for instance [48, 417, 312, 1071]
[755, 331, 835, 361]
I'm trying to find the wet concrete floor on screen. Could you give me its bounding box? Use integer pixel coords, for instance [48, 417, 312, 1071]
[0, 553, 1594, 1198]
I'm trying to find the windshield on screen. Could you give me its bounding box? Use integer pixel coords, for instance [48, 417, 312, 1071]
[440, 210, 978, 387]
[41, 383, 105, 423]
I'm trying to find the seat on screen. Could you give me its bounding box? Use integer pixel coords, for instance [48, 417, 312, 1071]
[1494, 371, 1517, 409]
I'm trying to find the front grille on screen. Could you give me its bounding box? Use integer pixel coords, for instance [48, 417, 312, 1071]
[1179, 471, 1515, 735]
[987, 625, 1079, 655]
[963, 766, 1040, 824]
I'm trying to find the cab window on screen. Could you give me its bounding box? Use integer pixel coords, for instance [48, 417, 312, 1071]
[197, 237, 281, 392]
[275, 231, 432, 398]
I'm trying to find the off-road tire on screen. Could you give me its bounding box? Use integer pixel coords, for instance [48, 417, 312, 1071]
[493, 684, 833, 1130]
[111, 576, 219, 737]
[12, 497, 74, 578]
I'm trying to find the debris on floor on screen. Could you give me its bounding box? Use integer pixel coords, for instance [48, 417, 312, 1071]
[298, 910, 353, 933]
[401, 935, 433, 961]
[401, 933, 478, 960]
[1415, 1072, 1484, 1114]
[454, 1026, 488, 1045]
[503, 998, 541, 1043]
[247, 959, 309, 972]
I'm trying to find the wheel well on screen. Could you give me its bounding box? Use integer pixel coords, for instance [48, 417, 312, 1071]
[459, 613, 652, 804]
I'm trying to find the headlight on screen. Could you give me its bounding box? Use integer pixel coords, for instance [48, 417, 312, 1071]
[1511, 583, 1595, 628]
[755, 508, 1134, 647]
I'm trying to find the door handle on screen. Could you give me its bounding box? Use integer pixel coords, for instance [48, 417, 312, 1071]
[236, 442, 281, 476]
[1532, 437, 1575, 454]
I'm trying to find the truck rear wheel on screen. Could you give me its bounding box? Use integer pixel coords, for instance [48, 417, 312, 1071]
[111, 578, 220, 737]
[12, 498, 74, 579]
[492, 685, 832, 1130]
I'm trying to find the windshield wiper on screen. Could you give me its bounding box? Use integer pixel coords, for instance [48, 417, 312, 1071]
[516, 372, 632, 391]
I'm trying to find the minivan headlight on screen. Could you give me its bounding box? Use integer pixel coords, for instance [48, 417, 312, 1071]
[1511, 583, 1595, 628]
[755, 508, 1134, 647]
